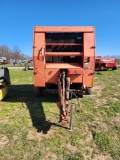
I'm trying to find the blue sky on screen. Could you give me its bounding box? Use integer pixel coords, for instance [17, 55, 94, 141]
[0, 0, 120, 57]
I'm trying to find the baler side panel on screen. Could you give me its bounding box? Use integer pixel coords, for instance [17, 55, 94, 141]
[33, 32, 46, 87]
[83, 32, 95, 87]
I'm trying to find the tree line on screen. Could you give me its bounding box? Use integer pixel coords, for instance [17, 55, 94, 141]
[104, 55, 120, 60]
[0, 45, 32, 60]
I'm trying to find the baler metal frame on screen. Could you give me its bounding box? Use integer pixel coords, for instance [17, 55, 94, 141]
[33, 26, 95, 125]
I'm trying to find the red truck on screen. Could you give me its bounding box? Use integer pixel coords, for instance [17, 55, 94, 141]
[95, 56, 117, 70]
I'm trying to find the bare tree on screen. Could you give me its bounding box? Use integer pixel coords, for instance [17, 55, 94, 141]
[0, 45, 11, 58]
[0, 44, 32, 61]
[12, 46, 21, 60]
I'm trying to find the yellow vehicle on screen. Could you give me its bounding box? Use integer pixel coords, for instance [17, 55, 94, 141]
[0, 67, 10, 100]
[0, 82, 8, 100]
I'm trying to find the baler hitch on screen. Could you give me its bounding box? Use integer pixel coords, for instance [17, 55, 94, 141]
[58, 71, 69, 124]
[57, 71, 81, 130]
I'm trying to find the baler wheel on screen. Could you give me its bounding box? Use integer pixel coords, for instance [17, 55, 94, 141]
[85, 87, 92, 95]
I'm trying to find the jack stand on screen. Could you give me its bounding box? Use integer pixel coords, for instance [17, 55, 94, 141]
[69, 102, 74, 131]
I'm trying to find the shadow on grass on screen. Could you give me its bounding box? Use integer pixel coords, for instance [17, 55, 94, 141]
[5, 84, 67, 134]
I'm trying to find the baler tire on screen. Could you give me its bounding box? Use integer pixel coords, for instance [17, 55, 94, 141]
[85, 87, 92, 95]
[34, 87, 41, 97]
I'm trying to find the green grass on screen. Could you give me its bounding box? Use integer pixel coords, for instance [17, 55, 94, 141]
[0, 68, 120, 160]
[94, 132, 120, 159]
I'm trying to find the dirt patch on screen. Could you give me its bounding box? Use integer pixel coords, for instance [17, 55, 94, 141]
[0, 111, 19, 124]
[111, 113, 120, 126]
[93, 154, 112, 160]
[87, 119, 108, 132]
[82, 145, 112, 160]
[43, 153, 57, 160]
[66, 143, 79, 153]
[28, 128, 55, 142]
[13, 135, 18, 141]
[93, 83, 104, 97]
[27, 130, 42, 141]
[84, 125, 93, 143]
[0, 135, 9, 147]
[112, 97, 120, 102]
[95, 98, 107, 107]
[82, 146, 94, 159]
[0, 116, 10, 124]
[79, 125, 93, 151]
[117, 83, 120, 87]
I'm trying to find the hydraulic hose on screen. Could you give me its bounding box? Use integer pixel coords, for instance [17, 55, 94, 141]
[65, 89, 81, 119]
